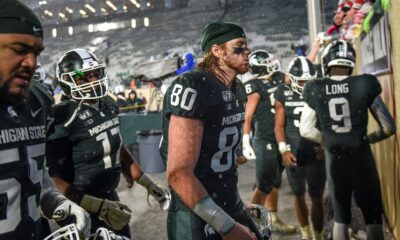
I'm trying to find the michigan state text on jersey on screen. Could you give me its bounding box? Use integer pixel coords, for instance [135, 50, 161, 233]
[46, 96, 122, 194]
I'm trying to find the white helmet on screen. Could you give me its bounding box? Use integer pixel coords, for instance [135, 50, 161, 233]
[44, 224, 129, 240]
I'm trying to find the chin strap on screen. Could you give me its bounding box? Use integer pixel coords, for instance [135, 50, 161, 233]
[64, 99, 83, 127]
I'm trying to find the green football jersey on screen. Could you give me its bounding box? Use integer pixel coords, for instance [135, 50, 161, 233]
[0, 94, 47, 239]
[243, 71, 285, 139]
[46, 96, 122, 194]
[303, 74, 382, 150]
[160, 69, 246, 212]
[275, 84, 316, 153]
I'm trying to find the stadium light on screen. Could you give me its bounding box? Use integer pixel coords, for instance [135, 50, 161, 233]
[79, 9, 87, 16]
[44, 10, 53, 17]
[144, 17, 149, 27]
[52, 28, 57, 38]
[59, 12, 66, 18]
[68, 26, 73, 35]
[39, 1, 47, 5]
[131, 19, 136, 28]
[147, 2, 151, 7]
[123, 5, 128, 11]
[66, 7, 74, 14]
[106, 1, 118, 11]
[85, 4, 96, 13]
[129, 0, 140, 8]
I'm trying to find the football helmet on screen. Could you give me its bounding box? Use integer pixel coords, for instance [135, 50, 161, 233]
[32, 63, 46, 83]
[247, 204, 272, 240]
[321, 40, 356, 76]
[45, 224, 129, 240]
[249, 50, 281, 77]
[287, 56, 317, 95]
[44, 224, 80, 240]
[56, 48, 109, 100]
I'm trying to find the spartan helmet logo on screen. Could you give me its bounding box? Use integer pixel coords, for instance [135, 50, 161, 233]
[204, 224, 220, 240]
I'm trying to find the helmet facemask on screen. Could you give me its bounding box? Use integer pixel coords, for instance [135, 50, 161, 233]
[289, 73, 315, 95]
[287, 56, 317, 95]
[247, 204, 272, 240]
[60, 65, 109, 100]
[57, 48, 109, 100]
[44, 224, 81, 240]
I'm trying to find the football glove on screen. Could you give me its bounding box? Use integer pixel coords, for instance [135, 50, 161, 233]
[80, 195, 132, 230]
[137, 174, 171, 211]
[242, 134, 256, 160]
[52, 199, 91, 238]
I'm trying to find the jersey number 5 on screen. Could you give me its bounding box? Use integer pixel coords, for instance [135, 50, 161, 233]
[0, 144, 44, 234]
[328, 97, 352, 133]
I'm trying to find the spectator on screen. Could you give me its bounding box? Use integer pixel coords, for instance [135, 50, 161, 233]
[116, 92, 128, 111]
[127, 90, 146, 112]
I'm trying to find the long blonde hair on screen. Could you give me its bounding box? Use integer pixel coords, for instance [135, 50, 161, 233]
[196, 44, 230, 84]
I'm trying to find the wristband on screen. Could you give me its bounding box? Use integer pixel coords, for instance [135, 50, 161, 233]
[278, 141, 288, 154]
[242, 134, 251, 148]
[192, 196, 235, 236]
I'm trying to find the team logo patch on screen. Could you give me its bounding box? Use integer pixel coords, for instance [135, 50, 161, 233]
[204, 224, 217, 238]
[78, 110, 92, 120]
[226, 104, 232, 110]
[222, 91, 232, 102]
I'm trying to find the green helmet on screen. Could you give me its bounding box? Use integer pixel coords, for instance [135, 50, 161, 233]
[321, 40, 356, 77]
[287, 56, 317, 95]
[249, 50, 281, 77]
[56, 48, 109, 100]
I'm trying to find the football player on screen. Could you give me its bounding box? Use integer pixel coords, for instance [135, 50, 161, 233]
[242, 50, 295, 233]
[274, 56, 326, 240]
[46, 48, 171, 238]
[160, 21, 261, 240]
[0, 1, 91, 239]
[299, 40, 396, 240]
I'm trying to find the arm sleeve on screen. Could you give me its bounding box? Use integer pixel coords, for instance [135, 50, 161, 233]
[368, 96, 396, 144]
[299, 103, 322, 144]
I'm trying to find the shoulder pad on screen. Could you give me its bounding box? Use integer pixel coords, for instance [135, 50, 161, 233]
[50, 101, 77, 124]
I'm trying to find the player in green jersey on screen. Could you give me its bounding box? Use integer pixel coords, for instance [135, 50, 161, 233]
[300, 40, 396, 240]
[243, 50, 295, 233]
[160, 21, 263, 240]
[46, 48, 170, 238]
[275, 57, 326, 240]
[0, 1, 91, 239]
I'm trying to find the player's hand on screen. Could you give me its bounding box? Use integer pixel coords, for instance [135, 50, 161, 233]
[52, 199, 91, 238]
[222, 223, 258, 240]
[314, 145, 325, 161]
[242, 134, 256, 160]
[236, 155, 248, 165]
[242, 145, 256, 161]
[148, 182, 171, 211]
[138, 174, 171, 211]
[80, 195, 131, 230]
[282, 151, 297, 168]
